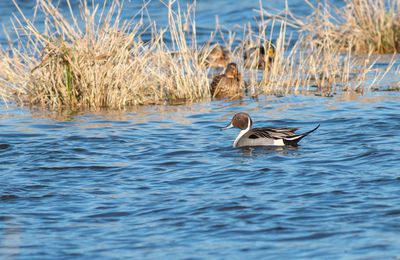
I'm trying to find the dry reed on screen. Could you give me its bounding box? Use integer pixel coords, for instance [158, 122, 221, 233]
[0, 0, 209, 110]
[299, 0, 400, 54]
[236, 2, 395, 96]
[0, 0, 397, 111]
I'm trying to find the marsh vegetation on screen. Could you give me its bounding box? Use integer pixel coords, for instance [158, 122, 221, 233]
[0, 0, 398, 110]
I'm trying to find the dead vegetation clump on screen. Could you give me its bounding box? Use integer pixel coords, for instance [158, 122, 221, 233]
[0, 0, 209, 109]
[233, 13, 393, 97]
[0, 0, 397, 111]
[299, 0, 400, 54]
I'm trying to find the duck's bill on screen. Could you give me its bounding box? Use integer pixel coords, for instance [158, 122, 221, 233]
[220, 122, 234, 131]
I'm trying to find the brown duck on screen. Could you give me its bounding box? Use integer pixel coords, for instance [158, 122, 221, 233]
[199, 44, 230, 68]
[210, 63, 244, 99]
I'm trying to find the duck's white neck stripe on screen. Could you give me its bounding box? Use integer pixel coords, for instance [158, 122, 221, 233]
[233, 117, 251, 147]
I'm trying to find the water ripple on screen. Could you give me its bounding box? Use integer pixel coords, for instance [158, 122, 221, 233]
[0, 41, 399, 260]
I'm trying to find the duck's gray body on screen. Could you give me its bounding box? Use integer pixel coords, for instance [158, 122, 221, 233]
[234, 127, 300, 147]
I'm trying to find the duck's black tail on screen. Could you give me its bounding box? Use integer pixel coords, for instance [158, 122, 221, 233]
[283, 124, 320, 147]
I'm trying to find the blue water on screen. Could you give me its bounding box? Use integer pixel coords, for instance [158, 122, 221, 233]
[1, 93, 400, 259]
[1, 1, 400, 259]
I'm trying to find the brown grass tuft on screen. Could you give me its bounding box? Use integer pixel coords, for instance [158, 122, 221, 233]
[0, 0, 209, 110]
[0, 0, 397, 111]
[301, 0, 400, 54]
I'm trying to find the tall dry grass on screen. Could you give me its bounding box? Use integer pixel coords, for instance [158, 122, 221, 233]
[0, 0, 209, 110]
[236, 3, 394, 96]
[299, 0, 400, 54]
[0, 0, 397, 111]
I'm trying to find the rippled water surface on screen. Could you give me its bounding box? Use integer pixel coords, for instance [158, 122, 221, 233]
[1, 93, 400, 259]
[1, 0, 400, 259]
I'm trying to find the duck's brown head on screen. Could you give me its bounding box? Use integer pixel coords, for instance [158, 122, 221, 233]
[222, 112, 253, 131]
[225, 63, 239, 79]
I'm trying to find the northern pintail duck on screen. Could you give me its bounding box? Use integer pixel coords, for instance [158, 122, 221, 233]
[243, 41, 275, 69]
[199, 44, 230, 68]
[222, 112, 320, 147]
